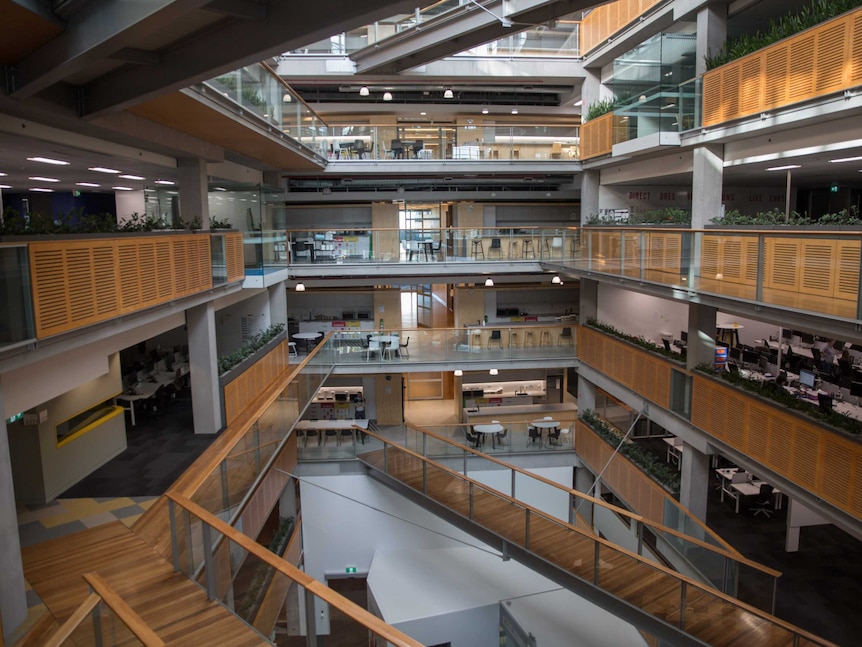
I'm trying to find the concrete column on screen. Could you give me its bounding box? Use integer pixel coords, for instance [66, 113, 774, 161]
[187, 302, 222, 434]
[0, 387, 27, 640]
[268, 281, 287, 328]
[691, 145, 724, 230]
[696, 4, 727, 76]
[178, 158, 210, 230]
[687, 303, 717, 370]
[577, 375, 597, 414]
[580, 170, 600, 223]
[680, 441, 710, 523]
[579, 277, 598, 322]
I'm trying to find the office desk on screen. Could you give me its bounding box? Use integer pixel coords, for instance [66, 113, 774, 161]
[117, 382, 160, 426]
[664, 437, 683, 468]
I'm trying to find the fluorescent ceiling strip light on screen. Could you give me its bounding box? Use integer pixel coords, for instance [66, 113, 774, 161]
[28, 176, 59, 182]
[829, 156, 862, 163]
[27, 156, 69, 165]
[765, 164, 800, 171]
[89, 166, 121, 174]
[76, 182, 100, 187]
[119, 174, 145, 180]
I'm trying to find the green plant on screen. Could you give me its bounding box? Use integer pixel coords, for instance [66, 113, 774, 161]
[580, 410, 681, 493]
[218, 323, 287, 374]
[694, 365, 862, 435]
[705, 0, 862, 69]
[711, 206, 862, 227]
[234, 516, 295, 621]
[583, 96, 618, 123]
[209, 216, 232, 229]
[586, 319, 683, 362]
[587, 208, 691, 226]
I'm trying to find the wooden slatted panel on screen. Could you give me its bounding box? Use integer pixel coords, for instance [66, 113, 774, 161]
[154, 239, 173, 300]
[799, 240, 834, 295]
[67, 247, 96, 322]
[118, 242, 142, 310]
[580, 0, 663, 55]
[721, 238, 743, 281]
[743, 238, 759, 283]
[701, 236, 721, 278]
[138, 241, 159, 305]
[225, 232, 245, 283]
[836, 240, 861, 299]
[623, 232, 641, 278]
[764, 239, 799, 290]
[739, 55, 763, 115]
[92, 246, 118, 315]
[580, 113, 614, 159]
[223, 339, 291, 426]
[691, 374, 862, 523]
[702, 7, 862, 126]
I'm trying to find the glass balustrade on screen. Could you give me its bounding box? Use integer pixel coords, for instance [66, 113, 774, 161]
[0, 244, 35, 349]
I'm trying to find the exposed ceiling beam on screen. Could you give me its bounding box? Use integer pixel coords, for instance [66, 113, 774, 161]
[9, 0, 214, 99]
[203, 0, 267, 20]
[81, 0, 419, 119]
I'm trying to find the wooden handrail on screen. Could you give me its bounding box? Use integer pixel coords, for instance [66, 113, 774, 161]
[360, 433, 838, 645]
[166, 492, 425, 647]
[42, 594, 101, 647]
[402, 423, 779, 577]
[82, 573, 165, 647]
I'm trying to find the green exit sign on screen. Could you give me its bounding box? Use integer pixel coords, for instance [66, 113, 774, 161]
[831, 184, 839, 193]
[345, 566, 357, 574]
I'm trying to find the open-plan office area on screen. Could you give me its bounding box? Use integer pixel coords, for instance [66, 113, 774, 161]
[3, 0, 862, 644]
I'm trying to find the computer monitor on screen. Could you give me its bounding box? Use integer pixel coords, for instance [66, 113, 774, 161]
[799, 369, 816, 389]
[680, 331, 688, 343]
[782, 328, 792, 340]
[852, 381, 862, 398]
[742, 350, 759, 366]
[729, 347, 741, 362]
[818, 393, 833, 413]
[834, 340, 846, 351]
[801, 332, 815, 345]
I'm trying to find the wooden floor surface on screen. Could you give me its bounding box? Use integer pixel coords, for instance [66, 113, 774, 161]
[360, 448, 828, 647]
[21, 521, 268, 646]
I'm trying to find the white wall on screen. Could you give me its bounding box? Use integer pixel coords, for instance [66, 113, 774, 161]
[216, 290, 271, 355]
[597, 284, 688, 344]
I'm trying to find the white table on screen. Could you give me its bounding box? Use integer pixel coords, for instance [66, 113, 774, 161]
[295, 419, 370, 446]
[473, 423, 505, 448]
[117, 381, 161, 426]
[531, 419, 560, 445]
[729, 481, 783, 514]
[293, 332, 322, 353]
[370, 335, 400, 359]
[664, 436, 683, 468]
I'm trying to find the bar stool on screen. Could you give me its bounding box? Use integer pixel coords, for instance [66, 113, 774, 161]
[522, 239, 534, 258]
[471, 239, 485, 259]
[288, 341, 298, 357]
[524, 331, 535, 347]
[508, 330, 519, 347]
[539, 330, 551, 346]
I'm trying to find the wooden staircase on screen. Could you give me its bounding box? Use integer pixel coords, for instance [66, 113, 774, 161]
[20, 521, 268, 646]
[358, 446, 836, 647]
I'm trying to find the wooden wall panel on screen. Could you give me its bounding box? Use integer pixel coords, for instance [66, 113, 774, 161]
[224, 232, 245, 283]
[762, 237, 861, 302]
[578, 326, 673, 409]
[580, 0, 664, 55]
[691, 374, 862, 521]
[703, 7, 862, 127]
[580, 112, 614, 159]
[223, 339, 292, 426]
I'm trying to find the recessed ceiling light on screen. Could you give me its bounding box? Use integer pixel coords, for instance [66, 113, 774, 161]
[112, 186, 134, 191]
[481, 108, 489, 114]
[511, 109, 519, 114]
[119, 174, 145, 180]
[829, 155, 862, 163]
[765, 164, 801, 171]
[28, 176, 59, 182]
[154, 179, 174, 185]
[420, 112, 427, 116]
[0, 184, 11, 189]
[27, 156, 69, 165]
[443, 89, 454, 99]
[214, 187, 227, 191]
[0, 172, 6, 176]
[89, 167, 121, 174]
[76, 182, 100, 187]
[30, 187, 53, 192]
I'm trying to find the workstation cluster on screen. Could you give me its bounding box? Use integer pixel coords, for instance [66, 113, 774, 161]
[118, 346, 190, 426]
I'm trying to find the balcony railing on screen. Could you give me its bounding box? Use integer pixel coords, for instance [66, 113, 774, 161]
[0, 232, 244, 348]
[580, 0, 664, 56]
[702, 5, 862, 128]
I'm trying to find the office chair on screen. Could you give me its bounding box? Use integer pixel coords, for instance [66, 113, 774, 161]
[663, 339, 672, 352]
[495, 426, 508, 446]
[489, 329, 503, 349]
[751, 484, 775, 518]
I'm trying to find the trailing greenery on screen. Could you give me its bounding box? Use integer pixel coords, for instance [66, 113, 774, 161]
[695, 364, 862, 436]
[711, 206, 862, 227]
[210, 216, 233, 229]
[235, 516, 295, 622]
[587, 207, 691, 226]
[705, 0, 862, 70]
[586, 319, 683, 363]
[218, 323, 287, 375]
[583, 96, 618, 123]
[580, 409, 681, 494]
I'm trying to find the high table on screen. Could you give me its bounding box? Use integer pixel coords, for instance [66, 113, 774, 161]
[472, 422, 505, 448]
[293, 332, 322, 353]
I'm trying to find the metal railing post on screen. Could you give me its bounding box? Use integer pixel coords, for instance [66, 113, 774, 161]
[201, 522, 217, 601]
[636, 520, 644, 555]
[593, 542, 600, 585]
[511, 469, 516, 499]
[469, 482, 474, 520]
[304, 587, 318, 646]
[679, 581, 687, 629]
[422, 462, 428, 496]
[220, 460, 230, 513]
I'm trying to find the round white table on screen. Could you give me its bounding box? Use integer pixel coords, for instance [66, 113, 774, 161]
[473, 423, 505, 448]
[370, 335, 400, 359]
[293, 332, 322, 353]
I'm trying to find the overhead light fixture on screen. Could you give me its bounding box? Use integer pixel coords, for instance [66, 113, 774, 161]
[552, 275, 562, 284]
[112, 186, 134, 191]
[119, 174, 145, 180]
[28, 176, 59, 182]
[454, 369, 463, 377]
[443, 89, 454, 99]
[359, 86, 370, 96]
[76, 182, 100, 187]
[481, 108, 489, 114]
[829, 155, 862, 163]
[383, 91, 393, 101]
[0, 185, 11, 189]
[89, 166, 121, 174]
[0, 172, 6, 176]
[420, 111, 427, 116]
[282, 93, 292, 102]
[511, 109, 519, 115]
[27, 156, 69, 166]
[214, 186, 227, 191]
[484, 278, 494, 287]
[295, 282, 306, 292]
[154, 180, 174, 185]
[574, 99, 583, 107]
[30, 188, 53, 192]
[766, 164, 800, 171]
[489, 368, 499, 376]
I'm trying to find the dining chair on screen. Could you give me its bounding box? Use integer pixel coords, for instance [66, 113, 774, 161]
[558, 327, 574, 346]
[366, 340, 380, 360]
[488, 330, 503, 349]
[527, 425, 542, 447]
[398, 336, 410, 358]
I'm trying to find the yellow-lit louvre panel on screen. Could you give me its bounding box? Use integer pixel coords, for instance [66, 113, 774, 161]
[137, 241, 159, 305]
[197, 237, 213, 291]
[92, 246, 118, 315]
[172, 238, 191, 295]
[720, 63, 740, 123]
[745, 401, 771, 461]
[66, 248, 97, 322]
[764, 240, 799, 290]
[787, 35, 816, 102]
[763, 47, 788, 109]
[661, 234, 680, 273]
[30, 248, 69, 334]
[821, 438, 854, 508]
[721, 238, 742, 280]
[155, 240, 173, 300]
[118, 243, 142, 310]
[739, 55, 763, 115]
[700, 236, 721, 278]
[623, 234, 641, 278]
[851, 13, 862, 84]
[814, 22, 847, 93]
[225, 233, 245, 283]
[799, 241, 834, 296]
[701, 72, 722, 126]
[789, 424, 819, 489]
[836, 241, 861, 299]
[743, 238, 759, 283]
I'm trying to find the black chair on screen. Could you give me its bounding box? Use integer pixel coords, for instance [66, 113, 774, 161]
[304, 429, 320, 446]
[464, 429, 482, 448]
[398, 336, 410, 358]
[412, 140, 424, 158]
[558, 327, 574, 347]
[811, 346, 822, 368]
[662, 339, 672, 352]
[323, 429, 339, 446]
[527, 425, 542, 447]
[548, 426, 561, 446]
[495, 427, 508, 446]
[340, 428, 355, 445]
[391, 139, 404, 158]
[489, 238, 503, 258]
[488, 330, 503, 349]
[751, 484, 775, 518]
